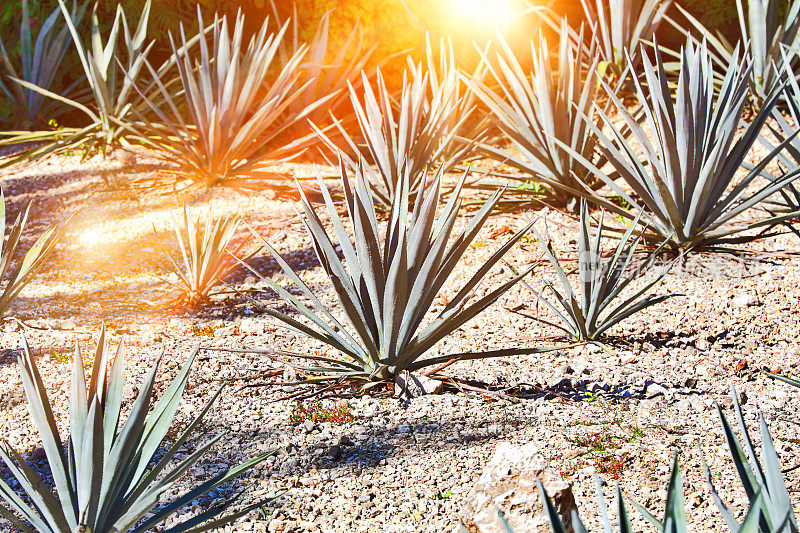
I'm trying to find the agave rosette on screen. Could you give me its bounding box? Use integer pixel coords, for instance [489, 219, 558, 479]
[243, 160, 538, 381]
[466, 21, 609, 206]
[560, 40, 800, 252]
[132, 9, 334, 184]
[0, 328, 274, 533]
[520, 202, 675, 342]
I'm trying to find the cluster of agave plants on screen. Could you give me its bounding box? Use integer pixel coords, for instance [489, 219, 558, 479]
[0, 0, 800, 530]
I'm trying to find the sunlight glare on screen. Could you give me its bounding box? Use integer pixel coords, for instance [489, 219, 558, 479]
[457, 0, 515, 29]
[80, 228, 102, 247]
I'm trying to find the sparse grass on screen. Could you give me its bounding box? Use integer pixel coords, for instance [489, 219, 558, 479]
[190, 322, 217, 337]
[288, 400, 355, 425]
[593, 452, 633, 480]
[433, 489, 453, 500]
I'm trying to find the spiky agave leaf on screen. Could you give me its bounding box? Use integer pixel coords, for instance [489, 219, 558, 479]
[675, 0, 800, 100]
[129, 9, 333, 184]
[268, 1, 375, 141]
[578, 0, 673, 74]
[154, 206, 252, 305]
[244, 159, 539, 381]
[702, 388, 799, 533]
[519, 201, 674, 342]
[466, 21, 609, 206]
[0, 0, 86, 130]
[0, 191, 67, 319]
[560, 40, 800, 253]
[0, 328, 275, 533]
[0, 0, 154, 165]
[317, 61, 469, 207]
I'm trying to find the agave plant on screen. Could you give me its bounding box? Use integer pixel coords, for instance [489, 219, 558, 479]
[414, 36, 491, 164]
[754, 61, 800, 222]
[4, 0, 154, 164]
[537, 456, 766, 533]
[131, 9, 332, 184]
[0, 0, 86, 129]
[534, 389, 796, 533]
[564, 40, 800, 253]
[155, 207, 252, 305]
[676, 0, 800, 99]
[520, 202, 674, 342]
[317, 63, 469, 207]
[587, 0, 673, 71]
[548, 0, 672, 76]
[534, 455, 694, 533]
[243, 160, 536, 381]
[0, 193, 66, 320]
[703, 388, 798, 533]
[268, 2, 374, 141]
[0, 329, 274, 533]
[466, 22, 608, 206]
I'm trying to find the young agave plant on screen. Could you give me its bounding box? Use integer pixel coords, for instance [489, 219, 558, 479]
[677, 0, 800, 99]
[317, 64, 468, 207]
[522, 202, 674, 342]
[132, 9, 332, 184]
[0, 0, 86, 130]
[466, 22, 607, 206]
[535, 389, 796, 533]
[155, 207, 248, 305]
[246, 160, 535, 381]
[7, 0, 154, 162]
[565, 40, 800, 253]
[704, 388, 799, 532]
[0, 193, 66, 319]
[535, 456, 693, 533]
[0, 329, 274, 533]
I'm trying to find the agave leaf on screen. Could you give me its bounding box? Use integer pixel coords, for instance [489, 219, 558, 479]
[523, 201, 673, 341]
[251, 161, 533, 380]
[560, 39, 795, 252]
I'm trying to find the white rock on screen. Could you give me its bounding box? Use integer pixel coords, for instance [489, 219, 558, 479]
[393, 372, 444, 398]
[732, 294, 758, 308]
[239, 318, 263, 336]
[461, 442, 577, 533]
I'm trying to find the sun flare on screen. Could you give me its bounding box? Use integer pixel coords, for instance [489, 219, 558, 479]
[456, 0, 516, 29]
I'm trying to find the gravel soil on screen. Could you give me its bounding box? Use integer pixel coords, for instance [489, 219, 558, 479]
[0, 149, 799, 533]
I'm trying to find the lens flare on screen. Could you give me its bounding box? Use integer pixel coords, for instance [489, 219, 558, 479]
[80, 228, 102, 247]
[457, 0, 515, 28]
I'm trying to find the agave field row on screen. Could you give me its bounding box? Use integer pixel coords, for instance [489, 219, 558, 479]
[0, 0, 799, 531]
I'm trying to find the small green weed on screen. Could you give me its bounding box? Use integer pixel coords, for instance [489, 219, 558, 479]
[516, 180, 545, 194]
[49, 349, 71, 364]
[434, 490, 452, 500]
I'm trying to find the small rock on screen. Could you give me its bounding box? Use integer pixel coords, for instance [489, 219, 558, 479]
[239, 318, 263, 336]
[732, 294, 758, 308]
[461, 442, 577, 533]
[393, 372, 444, 398]
[326, 445, 342, 460]
[302, 420, 317, 434]
[646, 383, 668, 398]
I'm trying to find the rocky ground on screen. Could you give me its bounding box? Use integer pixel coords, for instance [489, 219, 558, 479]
[0, 150, 799, 532]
